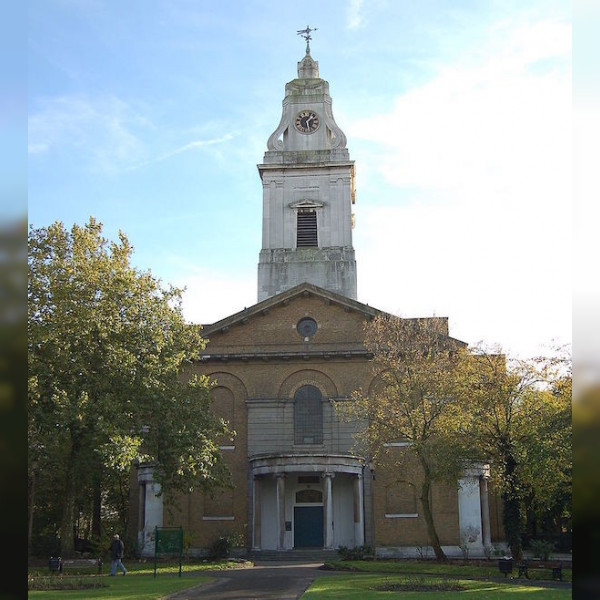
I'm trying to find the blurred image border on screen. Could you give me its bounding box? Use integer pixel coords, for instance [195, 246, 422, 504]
[573, 0, 600, 597]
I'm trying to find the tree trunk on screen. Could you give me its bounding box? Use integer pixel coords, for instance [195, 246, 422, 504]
[92, 467, 102, 542]
[419, 458, 447, 561]
[60, 462, 76, 556]
[501, 452, 523, 561]
[28, 469, 37, 554]
[524, 489, 537, 548]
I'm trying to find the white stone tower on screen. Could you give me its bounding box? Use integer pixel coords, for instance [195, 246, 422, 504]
[257, 29, 357, 301]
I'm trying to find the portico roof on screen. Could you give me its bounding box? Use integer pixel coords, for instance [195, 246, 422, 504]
[249, 452, 365, 476]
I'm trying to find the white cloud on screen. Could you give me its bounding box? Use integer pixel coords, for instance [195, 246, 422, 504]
[176, 268, 256, 326]
[28, 94, 237, 175]
[350, 18, 571, 357]
[124, 133, 236, 172]
[347, 0, 365, 30]
[355, 200, 571, 358]
[350, 22, 571, 203]
[28, 94, 149, 173]
[27, 143, 48, 154]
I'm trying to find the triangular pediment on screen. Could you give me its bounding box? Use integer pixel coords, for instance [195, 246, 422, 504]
[199, 283, 466, 359]
[201, 282, 382, 337]
[288, 199, 325, 210]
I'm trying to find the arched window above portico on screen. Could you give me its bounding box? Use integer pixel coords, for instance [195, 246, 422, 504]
[294, 384, 323, 445]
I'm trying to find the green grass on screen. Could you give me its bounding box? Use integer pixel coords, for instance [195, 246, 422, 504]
[29, 559, 252, 577]
[300, 574, 571, 599]
[323, 560, 572, 583]
[28, 558, 571, 600]
[28, 559, 252, 599]
[28, 573, 212, 600]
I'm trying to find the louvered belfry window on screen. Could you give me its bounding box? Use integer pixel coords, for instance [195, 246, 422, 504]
[294, 385, 323, 444]
[297, 210, 318, 247]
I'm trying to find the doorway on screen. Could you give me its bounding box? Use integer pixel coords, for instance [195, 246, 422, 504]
[294, 505, 324, 548]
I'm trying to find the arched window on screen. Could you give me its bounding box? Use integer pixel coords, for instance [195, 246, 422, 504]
[294, 385, 323, 445]
[210, 386, 235, 446]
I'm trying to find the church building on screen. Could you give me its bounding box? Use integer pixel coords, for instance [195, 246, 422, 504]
[132, 33, 504, 559]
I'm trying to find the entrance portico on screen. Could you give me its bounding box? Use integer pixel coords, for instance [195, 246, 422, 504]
[250, 454, 364, 551]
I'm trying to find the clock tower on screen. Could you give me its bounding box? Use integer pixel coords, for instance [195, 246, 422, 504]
[257, 29, 357, 301]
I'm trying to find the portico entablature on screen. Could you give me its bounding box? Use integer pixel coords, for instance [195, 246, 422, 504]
[462, 461, 491, 478]
[250, 453, 364, 476]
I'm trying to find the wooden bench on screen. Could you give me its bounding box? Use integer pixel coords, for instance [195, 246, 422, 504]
[517, 559, 563, 581]
[49, 557, 103, 574]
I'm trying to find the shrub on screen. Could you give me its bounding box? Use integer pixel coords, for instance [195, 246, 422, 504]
[529, 539, 555, 561]
[375, 576, 465, 592]
[459, 525, 480, 560]
[28, 576, 107, 591]
[337, 545, 373, 560]
[208, 535, 232, 560]
[415, 542, 431, 559]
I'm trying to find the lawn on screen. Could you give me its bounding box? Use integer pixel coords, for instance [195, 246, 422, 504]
[322, 559, 572, 583]
[27, 559, 251, 600]
[300, 573, 571, 599]
[28, 573, 211, 600]
[27, 558, 572, 600]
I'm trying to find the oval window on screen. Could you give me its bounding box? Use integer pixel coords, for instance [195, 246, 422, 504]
[297, 317, 317, 338]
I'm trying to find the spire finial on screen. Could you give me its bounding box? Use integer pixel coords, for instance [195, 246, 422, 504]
[296, 25, 318, 54]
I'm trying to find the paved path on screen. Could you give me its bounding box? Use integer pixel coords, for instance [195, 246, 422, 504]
[167, 562, 336, 600]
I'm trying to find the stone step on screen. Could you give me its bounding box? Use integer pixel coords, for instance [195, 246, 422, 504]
[249, 549, 338, 562]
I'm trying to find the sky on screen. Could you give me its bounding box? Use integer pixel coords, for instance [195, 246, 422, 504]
[27, 0, 573, 360]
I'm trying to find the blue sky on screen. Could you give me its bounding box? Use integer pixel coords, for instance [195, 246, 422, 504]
[27, 0, 572, 359]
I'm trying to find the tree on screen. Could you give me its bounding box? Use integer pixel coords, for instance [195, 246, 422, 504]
[28, 218, 231, 555]
[521, 357, 571, 548]
[457, 346, 572, 561]
[342, 315, 470, 561]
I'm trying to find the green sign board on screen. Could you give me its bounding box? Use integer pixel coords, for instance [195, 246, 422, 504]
[154, 526, 183, 577]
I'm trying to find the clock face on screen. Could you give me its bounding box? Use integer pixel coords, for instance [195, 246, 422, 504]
[294, 110, 320, 134]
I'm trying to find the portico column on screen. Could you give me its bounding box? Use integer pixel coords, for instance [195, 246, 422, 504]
[353, 473, 365, 546]
[252, 476, 262, 550]
[480, 475, 492, 549]
[137, 465, 163, 557]
[322, 472, 335, 549]
[276, 473, 286, 550]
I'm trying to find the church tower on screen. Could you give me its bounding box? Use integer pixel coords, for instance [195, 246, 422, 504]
[257, 29, 357, 301]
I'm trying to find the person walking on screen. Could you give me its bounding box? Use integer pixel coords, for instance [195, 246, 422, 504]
[109, 534, 127, 576]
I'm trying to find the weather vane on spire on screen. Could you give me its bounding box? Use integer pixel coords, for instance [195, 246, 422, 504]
[297, 25, 318, 54]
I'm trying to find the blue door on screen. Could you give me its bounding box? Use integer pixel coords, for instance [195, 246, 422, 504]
[294, 506, 324, 548]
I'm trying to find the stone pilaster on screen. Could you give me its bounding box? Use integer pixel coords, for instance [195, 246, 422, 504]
[322, 472, 335, 549]
[275, 473, 286, 550]
[253, 476, 262, 549]
[480, 475, 492, 549]
[353, 473, 365, 546]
